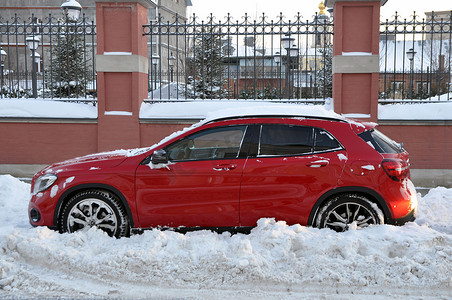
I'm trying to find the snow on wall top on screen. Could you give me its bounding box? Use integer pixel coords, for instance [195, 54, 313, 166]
[0, 99, 97, 119]
[0, 98, 452, 120]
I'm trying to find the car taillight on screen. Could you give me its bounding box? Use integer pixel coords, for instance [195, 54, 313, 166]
[382, 159, 409, 181]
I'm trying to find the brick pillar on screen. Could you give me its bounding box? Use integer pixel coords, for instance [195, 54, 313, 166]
[95, 0, 150, 151]
[325, 0, 382, 122]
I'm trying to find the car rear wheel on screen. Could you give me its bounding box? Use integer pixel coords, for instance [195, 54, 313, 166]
[315, 194, 384, 232]
[60, 190, 129, 238]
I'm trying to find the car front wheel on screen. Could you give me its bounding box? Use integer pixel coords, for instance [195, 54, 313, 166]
[315, 194, 384, 232]
[60, 190, 129, 238]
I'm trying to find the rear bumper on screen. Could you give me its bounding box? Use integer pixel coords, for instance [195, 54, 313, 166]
[386, 179, 418, 226]
[389, 205, 417, 226]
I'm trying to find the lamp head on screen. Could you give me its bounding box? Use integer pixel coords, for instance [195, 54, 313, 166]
[406, 48, 416, 61]
[61, 0, 82, 22]
[25, 36, 40, 51]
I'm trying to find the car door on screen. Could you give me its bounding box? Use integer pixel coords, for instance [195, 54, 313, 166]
[239, 124, 346, 227]
[135, 125, 248, 229]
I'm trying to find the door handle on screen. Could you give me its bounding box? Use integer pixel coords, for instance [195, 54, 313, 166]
[306, 160, 329, 168]
[213, 164, 237, 171]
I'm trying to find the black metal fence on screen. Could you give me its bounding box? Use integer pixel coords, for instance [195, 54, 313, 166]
[1, 10, 451, 102]
[143, 13, 334, 101]
[0, 13, 96, 99]
[380, 11, 452, 101]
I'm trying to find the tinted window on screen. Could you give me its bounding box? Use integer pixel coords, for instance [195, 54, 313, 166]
[314, 128, 342, 152]
[259, 125, 313, 156]
[359, 129, 403, 154]
[166, 126, 247, 161]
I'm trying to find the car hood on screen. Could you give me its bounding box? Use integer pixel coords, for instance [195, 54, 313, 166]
[38, 150, 138, 176]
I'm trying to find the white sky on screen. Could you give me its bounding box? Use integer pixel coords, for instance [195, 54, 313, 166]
[189, 0, 451, 21]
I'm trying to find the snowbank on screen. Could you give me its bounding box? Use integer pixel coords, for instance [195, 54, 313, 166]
[0, 175, 451, 298]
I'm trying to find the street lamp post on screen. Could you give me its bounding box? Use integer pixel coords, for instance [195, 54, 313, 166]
[168, 53, 176, 98]
[151, 54, 160, 91]
[406, 48, 416, 99]
[288, 44, 299, 98]
[233, 73, 237, 98]
[169, 53, 176, 83]
[274, 51, 281, 92]
[281, 34, 298, 99]
[0, 47, 6, 98]
[25, 36, 40, 98]
[60, 0, 82, 97]
[309, 67, 313, 97]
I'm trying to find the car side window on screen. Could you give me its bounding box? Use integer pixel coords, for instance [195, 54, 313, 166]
[165, 126, 247, 161]
[259, 124, 314, 156]
[314, 128, 342, 152]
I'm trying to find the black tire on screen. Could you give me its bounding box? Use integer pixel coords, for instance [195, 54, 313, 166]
[60, 190, 130, 238]
[315, 194, 384, 232]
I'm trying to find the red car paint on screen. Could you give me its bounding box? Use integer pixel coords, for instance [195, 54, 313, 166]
[29, 116, 417, 232]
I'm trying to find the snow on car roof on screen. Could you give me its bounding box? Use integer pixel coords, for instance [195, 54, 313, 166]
[140, 101, 344, 121]
[201, 104, 347, 124]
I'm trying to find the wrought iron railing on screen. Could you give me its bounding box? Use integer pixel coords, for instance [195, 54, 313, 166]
[1, 9, 450, 104]
[380, 11, 452, 101]
[0, 13, 96, 99]
[143, 13, 334, 102]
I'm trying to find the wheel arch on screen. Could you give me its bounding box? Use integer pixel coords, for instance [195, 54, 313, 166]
[53, 183, 135, 229]
[307, 186, 393, 226]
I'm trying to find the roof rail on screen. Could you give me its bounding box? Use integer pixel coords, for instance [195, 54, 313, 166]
[206, 114, 348, 124]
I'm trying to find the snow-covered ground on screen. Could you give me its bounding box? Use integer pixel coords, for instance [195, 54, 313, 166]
[0, 175, 451, 299]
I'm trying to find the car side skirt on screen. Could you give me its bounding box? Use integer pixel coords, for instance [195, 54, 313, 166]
[132, 226, 255, 235]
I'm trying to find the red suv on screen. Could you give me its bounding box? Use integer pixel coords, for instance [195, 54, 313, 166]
[28, 113, 418, 237]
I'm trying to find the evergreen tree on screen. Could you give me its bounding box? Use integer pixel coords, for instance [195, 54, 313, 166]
[44, 31, 89, 98]
[185, 27, 226, 99]
[316, 44, 333, 98]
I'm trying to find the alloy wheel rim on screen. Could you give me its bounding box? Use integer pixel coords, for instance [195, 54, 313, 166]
[67, 198, 117, 236]
[324, 202, 377, 232]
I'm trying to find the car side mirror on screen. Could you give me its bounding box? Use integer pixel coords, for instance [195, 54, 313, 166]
[151, 149, 168, 164]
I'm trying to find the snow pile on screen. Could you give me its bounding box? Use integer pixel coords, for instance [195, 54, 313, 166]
[148, 82, 187, 100]
[0, 175, 451, 298]
[416, 187, 452, 234]
[0, 175, 30, 231]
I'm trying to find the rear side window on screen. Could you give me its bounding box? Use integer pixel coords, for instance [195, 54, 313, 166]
[259, 124, 313, 156]
[314, 128, 342, 152]
[359, 129, 403, 154]
[258, 124, 343, 156]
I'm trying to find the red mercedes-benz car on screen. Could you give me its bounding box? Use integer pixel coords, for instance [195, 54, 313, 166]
[28, 112, 418, 237]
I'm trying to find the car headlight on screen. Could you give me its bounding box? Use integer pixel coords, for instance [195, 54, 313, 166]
[33, 174, 58, 195]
